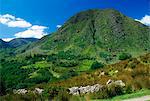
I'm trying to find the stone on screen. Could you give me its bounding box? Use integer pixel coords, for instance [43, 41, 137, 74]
[68, 84, 103, 95]
[115, 80, 125, 87]
[13, 89, 28, 94]
[101, 72, 105, 76]
[106, 79, 125, 87]
[68, 87, 79, 95]
[33, 88, 44, 94]
[106, 79, 114, 85]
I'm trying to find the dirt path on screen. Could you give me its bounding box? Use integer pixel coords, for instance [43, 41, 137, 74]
[123, 95, 150, 101]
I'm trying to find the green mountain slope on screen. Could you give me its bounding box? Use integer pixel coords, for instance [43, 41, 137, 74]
[1, 9, 150, 94]
[20, 9, 150, 57]
[0, 38, 38, 60]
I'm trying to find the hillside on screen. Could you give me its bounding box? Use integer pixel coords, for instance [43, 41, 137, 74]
[0, 9, 150, 100]
[8, 38, 38, 48]
[19, 9, 150, 58]
[0, 39, 10, 48]
[1, 53, 150, 100]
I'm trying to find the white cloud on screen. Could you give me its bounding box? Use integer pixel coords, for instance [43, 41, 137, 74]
[2, 38, 14, 42]
[15, 25, 48, 39]
[0, 14, 32, 28]
[0, 14, 49, 39]
[7, 20, 31, 28]
[135, 15, 150, 26]
[56, 25, 62, 28]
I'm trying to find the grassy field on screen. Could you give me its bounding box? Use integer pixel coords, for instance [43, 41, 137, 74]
[92, 89, 150, 101]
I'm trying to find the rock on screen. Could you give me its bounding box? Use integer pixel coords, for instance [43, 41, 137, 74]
[106, 79, 125, 87]
[68, 87, 79, 95]
[115, 80, 125, 87]
[68, 80, 125, 95]
[33, 88, 44, 94]
[13, 89, 28, 94]
[106, 79, 114, 85]
[68, 84, 103, 95]
[101, 72, 105, 76]
[114, 70, 118, 73]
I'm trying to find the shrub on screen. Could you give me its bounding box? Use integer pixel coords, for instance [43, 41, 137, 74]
[90, 86, 109, 99]
[118, 53, 132, 60]
[91, 61, 104, 70]
[55, 60, 79, 67]
[107, 84, 124, 97]
[60, 69, 78, 80]
[0, 79, 6, 96]
[99, 52, 110, 59]
[55, 90, 71, 101]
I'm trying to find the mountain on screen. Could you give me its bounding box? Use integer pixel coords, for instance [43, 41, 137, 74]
[20, 9, 150, 57]
[0, 39, 10, 48]
[8, 38, 38, 48]
[1, 9, 150, 98]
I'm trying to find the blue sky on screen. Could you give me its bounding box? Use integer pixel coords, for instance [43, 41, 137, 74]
[0, 0, 150, 41]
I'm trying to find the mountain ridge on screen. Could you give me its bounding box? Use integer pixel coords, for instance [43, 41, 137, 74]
[17, 9, 150, 57]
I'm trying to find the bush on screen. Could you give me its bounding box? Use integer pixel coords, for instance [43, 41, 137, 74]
[107, 84, 124, 97]
[90, 86, 109, 99]
[91, 61, 104, 70]
[0, 79, 6, 96]
[118, 53, 132, 60]
[55, 60, 79, 67]
[60, 69, 78, 80]
[55, 90, 71, 101]
[99, 52, 110, 59]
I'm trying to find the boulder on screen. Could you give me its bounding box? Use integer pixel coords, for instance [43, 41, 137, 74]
[33, 88, 44, 94]
[115, 80, 125, 87]
[13, 89, 28, 94]
[106, 79, 125, 87]
[68, 87, 79, 95]
[106, 79, 114, 85]
[68, 84, 103, 95]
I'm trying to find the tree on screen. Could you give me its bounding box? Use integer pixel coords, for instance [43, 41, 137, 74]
[118, 53, 132, 60]
[0, 78, 6, 96]
[91, 61, 104, 70]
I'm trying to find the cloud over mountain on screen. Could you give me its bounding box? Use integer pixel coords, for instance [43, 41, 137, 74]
[0, 14, 48, 39]
[15, 25, 48, 39]
[0, 14, 32, 28]
[135, 15, 150, 26]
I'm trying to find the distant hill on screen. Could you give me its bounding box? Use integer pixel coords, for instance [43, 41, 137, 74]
[0, 39, 10, 48]
[8, 38, 38, 48]
[0, 38, 38, 48]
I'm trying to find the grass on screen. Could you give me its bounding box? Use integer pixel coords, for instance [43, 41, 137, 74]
[77, 60, 94, 71]
[92, 89, 150, 101]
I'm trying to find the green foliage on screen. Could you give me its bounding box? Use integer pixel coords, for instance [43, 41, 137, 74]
[57, 50, 78, 60]
[90, 85, 124, 99]
[99, 52, 111, 59]
[28, 69, 53, 84]
[0, 78, 6, 96]
[91, 86, 110, 99]
[60, 69, 78, 80]
[119, 53, 132, 60]
[55, 60, 79, 67]
[107, 84, 124, 97]
[91, 61, 104, 70]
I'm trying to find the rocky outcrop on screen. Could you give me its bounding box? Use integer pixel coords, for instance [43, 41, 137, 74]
[68, 79, 125, 95]
[13, 88, 44, 95]
[13, 89, 28, 94]
[33, 88, 44, 94]
[68, 84, 103, 95]
[106, 79, 125, 87]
